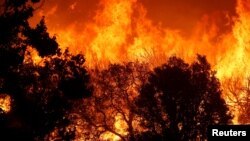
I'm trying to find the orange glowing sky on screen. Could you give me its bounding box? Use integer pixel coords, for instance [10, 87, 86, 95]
[142, 0, 236, 34]
[31, 0, 237, 35]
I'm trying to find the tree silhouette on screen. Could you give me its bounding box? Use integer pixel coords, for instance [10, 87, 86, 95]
[0, 0, 91, 140]
[224, 77, 250, 124]
[135, 55, 232, 140]
[0, 51, 92, 140]
[78, 62, 149, 141]
[0, 0, 58, 95]
[25, 17, 58, 57]
[0, 0, 58, 74]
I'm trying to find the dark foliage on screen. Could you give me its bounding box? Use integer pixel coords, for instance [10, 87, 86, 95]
[0, 0, 91, 140]
[21, 52, 90, 138]
[0, 0, 58, 73]
[79, 62, 149, 141]
[25, 17, 58, 57]
[133, 131, 162, 141]
[135, 55, 232, 140]
[0, 52, 91, 140]
[57, 52, 92, 99]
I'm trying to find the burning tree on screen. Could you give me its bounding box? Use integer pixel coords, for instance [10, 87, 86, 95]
[77, 62, 149, 141]
[73, 56, 232, 141]
[0, 0, 241, 140]
[223, 77, 250, 124]
[135, 55, 232, 140]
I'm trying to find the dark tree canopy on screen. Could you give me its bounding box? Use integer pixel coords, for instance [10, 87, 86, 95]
[0, 52, 91, 140]
[0, 0, 58, 74]
[25, 17, 58, 57]
[79, 62, 149, 141]
[135, 55, 232, 140]
[0, 0, 91, 140]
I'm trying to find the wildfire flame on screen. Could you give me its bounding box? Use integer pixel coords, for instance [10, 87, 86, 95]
[0, 94, 11, 113]
[30, 0, 250, 75]
[28, 0, 250, 139]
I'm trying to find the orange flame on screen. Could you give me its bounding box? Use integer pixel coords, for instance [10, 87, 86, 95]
[29, 0, 250, 138]
[0, 94, 11, 113]
[32, 0, 248, 72]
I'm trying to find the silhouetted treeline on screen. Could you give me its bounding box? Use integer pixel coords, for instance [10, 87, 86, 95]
[0, 0, 233, 141]
[134, 55, 232, 140]
[0, 0, 91, 140]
